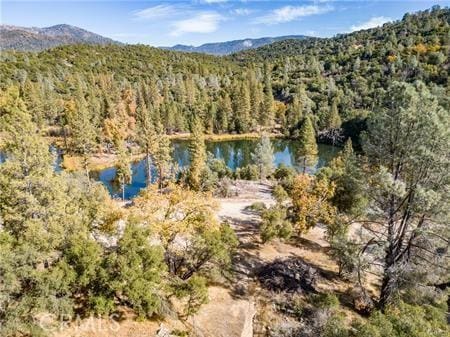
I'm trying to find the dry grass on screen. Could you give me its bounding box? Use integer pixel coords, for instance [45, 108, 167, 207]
[169, 132, 284, 141]
[62, 153, 146, 172]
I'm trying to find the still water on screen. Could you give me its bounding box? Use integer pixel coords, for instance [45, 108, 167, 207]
[94, 139, 340, 200]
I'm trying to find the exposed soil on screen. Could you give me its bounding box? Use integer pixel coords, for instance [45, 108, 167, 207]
[53, 180, 357, 337]
[215, 180, 360, 335]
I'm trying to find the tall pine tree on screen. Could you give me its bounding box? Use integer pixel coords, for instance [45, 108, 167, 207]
[187, 117, 206, 191]
[297, 116, 318, 173]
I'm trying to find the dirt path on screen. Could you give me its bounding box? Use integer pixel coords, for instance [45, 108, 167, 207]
[214, 180, 355, 336]
[215, 180, 337, 289]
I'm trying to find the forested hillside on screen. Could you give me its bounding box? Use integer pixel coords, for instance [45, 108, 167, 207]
[0, 6, 449, 337]
[0, 7, 448, 154]
[164, 35, 309, 55]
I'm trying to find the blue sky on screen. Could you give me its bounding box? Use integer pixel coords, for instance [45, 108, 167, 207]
[1, 1, 449, 46]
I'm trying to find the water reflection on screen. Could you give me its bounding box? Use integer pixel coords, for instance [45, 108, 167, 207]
[98, 139, 339, 200]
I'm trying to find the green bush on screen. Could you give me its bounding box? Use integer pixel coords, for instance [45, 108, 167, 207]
[235, 164, 259, 180]
[173, 275, 209, 316]
[311, 293, 340, 309]
[352, 301, 449, 337]
[246, 201, 267, 213]
[260, 205, 292, 243]
[88, 295, 116, 316]
[274, 164, 297, 181]
[207, 153, 232, 179]
[323, 313, 349, 337]
[272, 184, 289, 203]
[215, 177, 236, 197]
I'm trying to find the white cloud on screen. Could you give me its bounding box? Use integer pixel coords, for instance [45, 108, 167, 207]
[132, 5, 179, 20]
[202, 0, 228, 3]
[231, 8, 252, 16]
[254, 5, 332, 24]
[350, 16, 392, 32]
[171, 12, 224, 36]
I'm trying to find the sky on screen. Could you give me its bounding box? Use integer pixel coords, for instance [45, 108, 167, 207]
[1, 1, 449, 46]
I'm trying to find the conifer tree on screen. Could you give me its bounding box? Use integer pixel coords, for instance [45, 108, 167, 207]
[153, 122, 173, 190]
[361, 81, 449, 309]
[219, 92, 232, 132]
[249, 68, 263, 128]
[64, 97, 97, 181]
[115, 143, 132, 201]
[234, 82, 251, 133]
[323, 98, 343, 144]
[297, 116, 318, 173]
[262, 62, 275, 127]
[136, 99, 157, 185]
[287, 93, 303, 130]
[187, 117, 206, 190]
[251, 134, 275, 180]
[326, 99, 342, 130]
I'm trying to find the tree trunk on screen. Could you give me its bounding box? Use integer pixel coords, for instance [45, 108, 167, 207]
[83, 155, 91, 187]
[379, 269, 396, 310]
[146, 152, 152, 186]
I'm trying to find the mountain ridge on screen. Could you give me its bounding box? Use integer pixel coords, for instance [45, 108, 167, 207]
[0, 24, 119, 51]
[163, 35, 310, 55]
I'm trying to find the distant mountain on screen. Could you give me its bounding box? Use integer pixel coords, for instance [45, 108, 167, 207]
[163, 35, 309, 55]
[0, 24, 119, 51]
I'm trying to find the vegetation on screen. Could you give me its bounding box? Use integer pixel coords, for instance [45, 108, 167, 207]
[0, 6, 448, 337]
[251, 134, 275, 180]
[0, 88, 238, 335]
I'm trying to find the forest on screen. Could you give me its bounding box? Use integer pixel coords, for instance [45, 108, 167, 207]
[0, 6, 449, 337]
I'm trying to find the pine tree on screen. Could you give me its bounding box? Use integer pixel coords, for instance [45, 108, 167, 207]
[64, 97, 97, 181]
[251, 134, 275, 180]
[153, 122, 173, 190]
[249, 69, 263, 128]
[115, 143, 132, 201]
[187, 117, 206, 190]
[297, 116, 318, 173]
[219, 92, 232, 132]
[323, 98, 343, 145]
[135, 98, 157, 185]
[262, 62, 274, 127]
[206, 102, 216, 134]
[287, 93, 303, 129]
[361, 81, 449, 309]
[234, 82, 251, 133]
[326, 98, 342, 130]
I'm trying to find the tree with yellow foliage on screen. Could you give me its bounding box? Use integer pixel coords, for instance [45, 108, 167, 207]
[290, 174, 336, 234]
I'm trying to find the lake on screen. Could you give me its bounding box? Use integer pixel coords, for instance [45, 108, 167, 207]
[94, 139, 340, 200]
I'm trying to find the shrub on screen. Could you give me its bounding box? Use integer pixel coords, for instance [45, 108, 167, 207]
[214, 177, 236, 197]
[246, 201, 267, 213]
[260, 205, 292, 243]
[207, 153, 232, 179]
[172, 275, 209, 316]
[236, 164, 259, 180]
[322, 313, 349, 337]
[88, 295, 116, 316]
[272, 184, 289, 203]
[352, 301, 449, 337]
[274, 163, 296, 181]
[200, 166, 218, 191]
[311, 293, 340, 309]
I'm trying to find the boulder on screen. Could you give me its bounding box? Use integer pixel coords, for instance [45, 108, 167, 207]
[187, 287, 256, 337]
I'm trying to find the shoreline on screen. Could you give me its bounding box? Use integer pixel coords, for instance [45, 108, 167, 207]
[61, 132, 286, 172]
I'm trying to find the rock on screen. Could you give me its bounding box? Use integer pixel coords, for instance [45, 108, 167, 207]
[187, 287, 256, 337]
[353, 293, 374, 315]
[157, 323, 171, 337]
